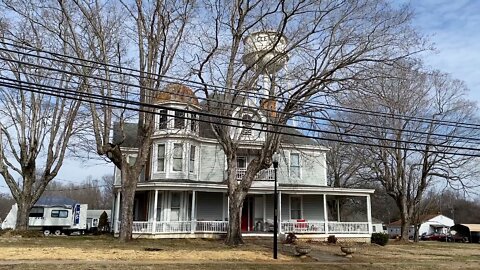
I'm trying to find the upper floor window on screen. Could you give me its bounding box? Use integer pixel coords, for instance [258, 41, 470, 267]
[290, 153, 300, 178]
[174, 111, 185, 129]
[189, 145, 196, 173]
[157, 144, 166, 172]
[173, 143, 183, 171]
[237, 156, 247, 169]
[241, 114, 253, 136]
[190, 113, 198, 132]
[159, 109, 168, 129]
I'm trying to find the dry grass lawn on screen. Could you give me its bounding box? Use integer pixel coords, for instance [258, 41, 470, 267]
[0, 234, 478, 270]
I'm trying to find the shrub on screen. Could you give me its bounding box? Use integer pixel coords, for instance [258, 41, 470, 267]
[371, 233, 389, 246]
[327, 235, 337, 244]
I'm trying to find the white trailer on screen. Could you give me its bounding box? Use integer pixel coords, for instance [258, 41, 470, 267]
[1, 202, 88, 236]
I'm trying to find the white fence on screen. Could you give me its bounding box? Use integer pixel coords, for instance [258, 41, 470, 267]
[328, 222, 369, 234]
[236, 168, 274, 181]
[195, 221, 228, 233]
[280, 221, 326, 233]
[118, 220, 369, 235]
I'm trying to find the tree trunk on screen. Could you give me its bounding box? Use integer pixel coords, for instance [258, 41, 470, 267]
[118, 166, 137, 242]
[225, 191, 245, 246]
[399, 208, 410, 241]
[15, 200, 31, 230]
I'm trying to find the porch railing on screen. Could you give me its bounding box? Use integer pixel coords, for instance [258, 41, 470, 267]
[122, 220, 369, 234]
[328, 222, 369, 234]
[281, 221, 326, 233]
[155, 221, 192, 233]
[195, 221, 228, 233]
[132, 221, 153, 233]
[236, 168, 274, 181]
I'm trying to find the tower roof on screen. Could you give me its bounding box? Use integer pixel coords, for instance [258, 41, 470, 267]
[154, 84, 199, 106]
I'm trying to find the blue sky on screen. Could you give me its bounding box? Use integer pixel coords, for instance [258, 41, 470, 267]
[403, 0, 480, 101]
[2, 1, 480, 194]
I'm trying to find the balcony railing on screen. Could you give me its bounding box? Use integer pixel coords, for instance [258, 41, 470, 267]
[236, 168, 274, 181]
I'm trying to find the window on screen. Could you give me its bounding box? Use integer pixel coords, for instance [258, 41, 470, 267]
[290, 153, 300, 178]
[156, 193, 162, 221]
[170, 192, 181, 221]
[173, 143, 183, 171]
[190, 113, 198, 132]
[159, 109, 168, 129]
[157, 144, 165, 172]
[51, 210, 69, 218]
[237, 157, 247, 169]
[241, 114, 253, 136]
[128, 156, 136, 166]
[29, 207, 44, 218]
[174, 111, 185, 129]
[290, 197, 302, 219]
[189, 145, 196, 173]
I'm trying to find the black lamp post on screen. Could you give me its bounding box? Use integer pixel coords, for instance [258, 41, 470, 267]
[272, 153, 279, 259]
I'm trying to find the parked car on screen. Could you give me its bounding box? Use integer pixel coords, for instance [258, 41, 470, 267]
[438, 234, 469, 243]
[420, 233, 445, 241]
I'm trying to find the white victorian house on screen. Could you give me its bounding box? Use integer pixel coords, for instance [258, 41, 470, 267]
[111, 84, 375, 241]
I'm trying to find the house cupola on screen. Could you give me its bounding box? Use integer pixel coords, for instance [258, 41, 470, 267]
[154, 83, 199, 106]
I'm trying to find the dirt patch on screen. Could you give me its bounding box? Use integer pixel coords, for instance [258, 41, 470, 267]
[0, 236, 479, 270]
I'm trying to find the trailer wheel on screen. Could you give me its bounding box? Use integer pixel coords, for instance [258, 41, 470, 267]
[43, 229, 51, 236]
[54, 229, 62, 236]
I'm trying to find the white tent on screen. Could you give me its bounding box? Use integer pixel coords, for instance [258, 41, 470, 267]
[1, 203, 17, 230]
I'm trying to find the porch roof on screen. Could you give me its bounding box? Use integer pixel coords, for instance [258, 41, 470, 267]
[127, 181, 374, 196]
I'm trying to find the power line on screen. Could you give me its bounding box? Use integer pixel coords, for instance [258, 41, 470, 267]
[2, 77, 480, 157]
[2, 40, 480, 130]
[0, 62, 479, 146]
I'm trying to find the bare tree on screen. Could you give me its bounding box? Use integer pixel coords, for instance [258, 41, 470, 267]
[56, 0, 194, 241]
[191, 0, 425, 245]
[0, 3, 86, 229]
[335, 63, 479, 241]
[2, 0, 194, 242]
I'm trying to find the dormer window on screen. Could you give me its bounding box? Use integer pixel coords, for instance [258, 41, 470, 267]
[241, 114, 253, 136]
[174, 111, 185, 129]
[159, 109, 168, 129]
[190, 113, 198, 133]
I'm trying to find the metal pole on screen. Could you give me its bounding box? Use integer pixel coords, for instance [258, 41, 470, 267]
[273, 161, 278, 259]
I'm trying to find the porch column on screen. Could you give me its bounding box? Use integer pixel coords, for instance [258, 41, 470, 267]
[278, 191, 282, 233]
[115, 191, 121, 233]
[323, 194, 329, 235]
[191, 190, 196, 234]
[152, 189, 158, 234]
[367, 194, 373, 234]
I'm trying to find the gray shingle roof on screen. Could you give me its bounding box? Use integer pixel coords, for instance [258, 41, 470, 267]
[113, 120, 318, 147]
